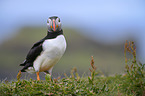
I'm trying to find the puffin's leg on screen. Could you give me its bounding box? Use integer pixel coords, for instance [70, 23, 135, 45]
[44, 67, 53, 81]
[17, 70, 22, 80]
[36, 72, 40, 81]
[44, 67, 53, 75]
[44, 70, 49, 74]
[44, 71, 52, 81]
[48, 67, 53, 76]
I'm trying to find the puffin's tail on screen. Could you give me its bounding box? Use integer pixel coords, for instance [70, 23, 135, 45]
[20, 60, 26, 66]
[20, 63, 33, 72]
[20, 63, 25, 66]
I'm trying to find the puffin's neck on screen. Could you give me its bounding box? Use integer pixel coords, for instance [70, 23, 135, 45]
[45, 30, 63, 39]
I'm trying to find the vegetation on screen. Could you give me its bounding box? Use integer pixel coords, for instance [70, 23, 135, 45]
[0, 40, 144, 95]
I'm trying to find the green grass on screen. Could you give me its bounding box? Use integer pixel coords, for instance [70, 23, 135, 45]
[0, 75, 122, 95]
[0, 65, 144, 96]
[0, 40, 144, 95]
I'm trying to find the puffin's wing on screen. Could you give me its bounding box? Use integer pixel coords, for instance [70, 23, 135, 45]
[26, 40, 44, 62]
[20, 39, 44, 66]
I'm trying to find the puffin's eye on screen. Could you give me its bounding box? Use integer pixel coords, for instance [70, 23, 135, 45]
[47, 19, 52, 23]
[58, 18, 60, 22]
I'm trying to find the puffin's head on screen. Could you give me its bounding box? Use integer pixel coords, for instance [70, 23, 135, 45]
[47, 16, 61, 32]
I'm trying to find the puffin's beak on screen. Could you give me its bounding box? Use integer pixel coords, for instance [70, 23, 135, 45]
[53, 19, 56, 31]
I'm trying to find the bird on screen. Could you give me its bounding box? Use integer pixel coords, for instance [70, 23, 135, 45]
[17, 16, 67, 81]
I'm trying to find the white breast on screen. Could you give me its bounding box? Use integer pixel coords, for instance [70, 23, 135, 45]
[33, 35, 66, 72]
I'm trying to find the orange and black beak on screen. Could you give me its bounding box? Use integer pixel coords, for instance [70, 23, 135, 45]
[51, 19, 58, 32]
[52, 19, 56, 31]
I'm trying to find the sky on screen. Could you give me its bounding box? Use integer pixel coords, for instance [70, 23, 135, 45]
[0, 0, 145, 63]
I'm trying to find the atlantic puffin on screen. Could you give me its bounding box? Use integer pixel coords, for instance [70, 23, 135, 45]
[17, 16, 67, 80]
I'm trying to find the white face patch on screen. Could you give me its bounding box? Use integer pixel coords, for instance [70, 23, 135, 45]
[47, 19, 52, 31]
[56, 18, 61, 31]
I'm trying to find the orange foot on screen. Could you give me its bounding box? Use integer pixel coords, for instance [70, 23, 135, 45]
[17, 71, 21, 80]
[36, 72, 40, 81]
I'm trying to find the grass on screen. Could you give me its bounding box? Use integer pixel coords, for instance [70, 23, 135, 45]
[0, 41, 145, 96]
